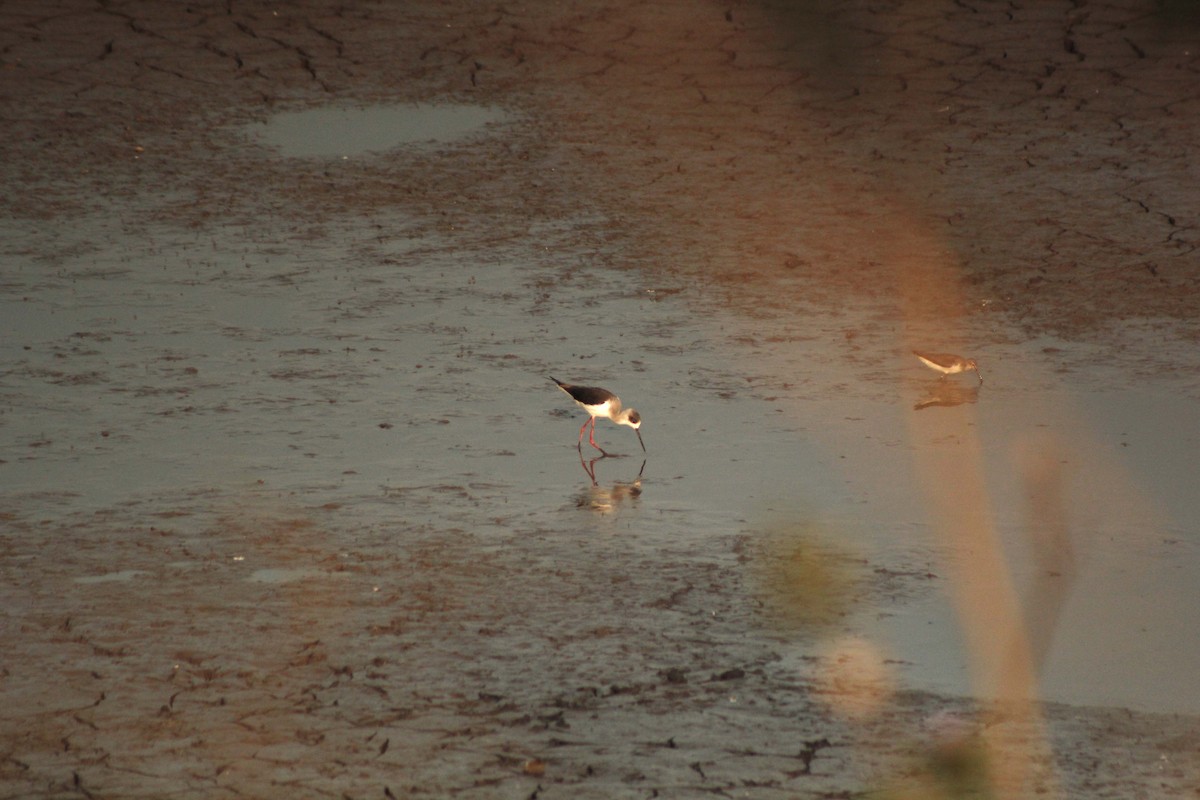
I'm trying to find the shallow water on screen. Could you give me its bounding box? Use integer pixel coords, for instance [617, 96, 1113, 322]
[3, 141, 1197, 716]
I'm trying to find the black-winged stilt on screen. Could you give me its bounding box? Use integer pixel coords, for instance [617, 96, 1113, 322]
[550, 376, 645, 454]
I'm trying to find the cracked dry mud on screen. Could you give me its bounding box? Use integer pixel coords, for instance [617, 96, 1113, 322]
[2, 1, 1199, 799]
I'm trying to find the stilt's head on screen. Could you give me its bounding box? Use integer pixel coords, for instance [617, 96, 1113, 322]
[617, 408, 646, 452]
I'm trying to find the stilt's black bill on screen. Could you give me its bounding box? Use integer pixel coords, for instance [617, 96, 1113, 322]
[635, 429, 645, 451]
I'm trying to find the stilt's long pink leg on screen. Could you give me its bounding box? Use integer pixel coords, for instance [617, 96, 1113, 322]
[587, 418, 609, 453]
[575, 416, 607, 453]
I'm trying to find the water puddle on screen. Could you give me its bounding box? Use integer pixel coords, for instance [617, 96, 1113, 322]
[248, 567, 349, 584]
[250, 103, 508, 158]
[74, 570, 147, 584]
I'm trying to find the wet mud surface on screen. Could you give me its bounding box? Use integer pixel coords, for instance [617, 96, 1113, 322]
[3, 1, 1200, 798]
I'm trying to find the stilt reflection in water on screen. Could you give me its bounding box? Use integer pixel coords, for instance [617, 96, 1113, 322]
[576, 453, 645, 514]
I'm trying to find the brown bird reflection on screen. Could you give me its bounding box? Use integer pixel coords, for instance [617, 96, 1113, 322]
[914, 382, 981, 411]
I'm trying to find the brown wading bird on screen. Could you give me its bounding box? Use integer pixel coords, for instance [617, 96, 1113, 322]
[551, 376, 645, 455]
[913, 350, 983, 383]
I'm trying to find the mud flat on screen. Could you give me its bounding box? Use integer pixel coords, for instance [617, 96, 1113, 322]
[2, 1, 1198, 797]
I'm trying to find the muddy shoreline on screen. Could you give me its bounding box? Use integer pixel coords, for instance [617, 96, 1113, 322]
[2, 1, 1199, 797]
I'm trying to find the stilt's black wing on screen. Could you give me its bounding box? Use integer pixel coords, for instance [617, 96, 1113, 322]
[551, 378, 615, 406]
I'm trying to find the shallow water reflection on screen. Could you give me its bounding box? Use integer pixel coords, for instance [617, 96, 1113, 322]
[2, 202, 1198, 718]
